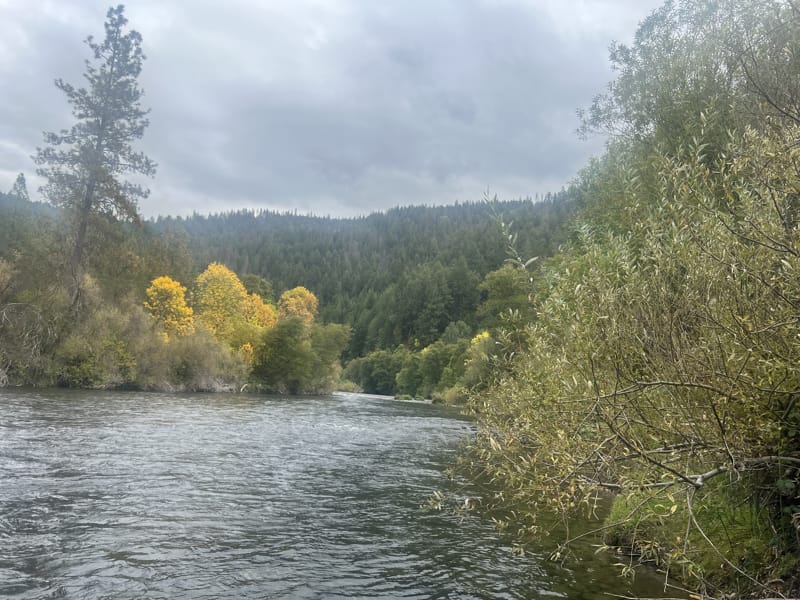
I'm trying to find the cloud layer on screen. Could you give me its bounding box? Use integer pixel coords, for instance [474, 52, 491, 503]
[0, 0, 663, 217]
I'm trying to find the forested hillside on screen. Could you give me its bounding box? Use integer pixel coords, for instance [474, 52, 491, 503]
[1, 182, 575, 397]
[153, 195, 575, 356]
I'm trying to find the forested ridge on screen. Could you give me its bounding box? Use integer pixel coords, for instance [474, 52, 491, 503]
[153, 196, 574, 356]
[159, 198, 569, 296]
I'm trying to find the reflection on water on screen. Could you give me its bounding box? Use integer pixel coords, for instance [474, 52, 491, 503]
[0, 389, 677, 599]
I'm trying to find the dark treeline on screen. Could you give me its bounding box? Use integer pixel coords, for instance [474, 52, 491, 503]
[153, 195, 575, 357]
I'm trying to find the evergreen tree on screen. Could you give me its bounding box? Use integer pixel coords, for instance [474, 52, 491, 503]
[33, 5, 156, 282]
[8, 173, 30, 202]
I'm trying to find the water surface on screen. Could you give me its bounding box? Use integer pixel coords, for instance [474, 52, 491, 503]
[0, 389, 676, 599]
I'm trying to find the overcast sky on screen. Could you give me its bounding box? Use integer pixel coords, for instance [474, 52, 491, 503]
[0, 0, 663, 218]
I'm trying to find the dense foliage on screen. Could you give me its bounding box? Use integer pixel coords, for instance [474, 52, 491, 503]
[0, 185, 568, 396]
[153, 196, 575, 358]
[469, 1, 800, 596]
[0, 8, 354, 394]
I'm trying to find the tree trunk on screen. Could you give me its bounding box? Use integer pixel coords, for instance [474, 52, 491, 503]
[69, 175, 97, 310]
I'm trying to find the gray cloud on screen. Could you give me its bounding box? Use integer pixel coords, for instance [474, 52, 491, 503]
[0, 0, 664, 217]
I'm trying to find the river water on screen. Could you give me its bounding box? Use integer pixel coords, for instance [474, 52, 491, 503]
[0, 389, 678, 599]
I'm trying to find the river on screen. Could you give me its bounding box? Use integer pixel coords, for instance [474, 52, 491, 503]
[0, 389, 679, 599]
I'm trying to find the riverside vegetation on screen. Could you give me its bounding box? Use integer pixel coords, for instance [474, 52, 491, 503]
[464, 1, 800, 598]
[1, 1, 799, 598]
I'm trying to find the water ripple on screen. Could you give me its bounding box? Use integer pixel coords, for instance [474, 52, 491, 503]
[0, 390, 672, 599]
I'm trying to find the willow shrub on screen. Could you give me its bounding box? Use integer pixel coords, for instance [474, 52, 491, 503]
[468, 120, 800, 595]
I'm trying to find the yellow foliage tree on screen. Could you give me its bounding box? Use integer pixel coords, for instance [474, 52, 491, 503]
[238, 342, 254, 366]
[193, 263, 248, 340]
[277, 286, 318, 326]
[144, 276, 194, 338]
[242, 293, 277, 329]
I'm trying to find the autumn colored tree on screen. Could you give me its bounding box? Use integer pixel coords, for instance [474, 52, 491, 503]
[242, 292, 277, 329]
[193, 262, 248, 340]
[144, 276, 194, 338]
[277, 286, 318, 326]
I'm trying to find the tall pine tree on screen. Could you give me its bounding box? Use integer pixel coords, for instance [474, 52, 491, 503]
[34, 5, 156, 286]
[8, 173, 30, 202]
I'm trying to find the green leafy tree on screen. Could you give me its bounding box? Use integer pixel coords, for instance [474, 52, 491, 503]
[241, 273, 274, 304]
[252, 316, 313, 394]
[308, 323, 350, 393]
[33, 5, 156, 280]
[477, 264, 533, 329]
[440, 320, 471, 344]
[577, 0, 738, 147]
[416, 340, 468, 399]
[344, 347, 410, 396]
[460, 330, 494, 390]
[395, 352, 422, 397]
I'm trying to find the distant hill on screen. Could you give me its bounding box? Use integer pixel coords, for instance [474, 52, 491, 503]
[154, 193, 577, 355]
[0, 191, 59, 257]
